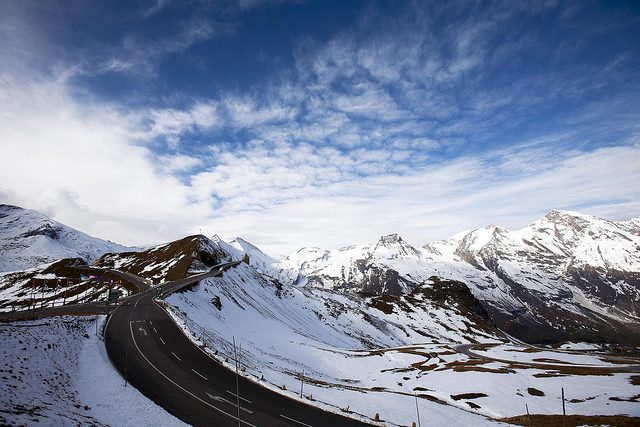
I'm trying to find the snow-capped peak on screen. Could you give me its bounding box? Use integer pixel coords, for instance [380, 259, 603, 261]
[371, 233, 420, 259]
[0, 204, 136, 272]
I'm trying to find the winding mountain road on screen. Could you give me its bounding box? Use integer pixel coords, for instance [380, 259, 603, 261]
[104, 263, 370, 427]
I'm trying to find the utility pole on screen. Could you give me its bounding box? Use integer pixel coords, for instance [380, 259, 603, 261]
[63, 278, 68, 306]
[525, 403, 531, 427]
[233, 337, 241, 427]
[300, 369, 304, 398]
[124, 349, 128, 387]
[415, 392, 421, 427]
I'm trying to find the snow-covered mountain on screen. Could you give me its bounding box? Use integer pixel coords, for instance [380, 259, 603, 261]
[0, 204, 135, 272]
[273, 210, 640, 344]
[1, 204, 637, 345]
[93, 233, 498, 347]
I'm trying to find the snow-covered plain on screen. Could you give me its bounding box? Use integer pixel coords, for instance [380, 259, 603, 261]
[0, 316, 185, 426]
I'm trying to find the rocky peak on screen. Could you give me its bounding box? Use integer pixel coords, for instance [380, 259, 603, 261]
[378, 233, 401, 245]
[372, 233, 420, 258]
[20, 221, 61, 240]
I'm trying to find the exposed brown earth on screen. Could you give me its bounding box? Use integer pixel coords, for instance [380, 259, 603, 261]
[500, 414, 640, 426]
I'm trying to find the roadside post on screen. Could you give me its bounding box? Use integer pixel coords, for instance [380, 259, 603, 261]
[300, 369, 304, 398]
[562, 387, 566, 427]
[415, 392, 421, 427]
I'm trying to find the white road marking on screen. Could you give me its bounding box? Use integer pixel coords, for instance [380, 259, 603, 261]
[153, 327, 158, 333]
[159, 337, 166, 345]
[280, 414, 312, 427]
[128, 322, 256, 427]
[149, 320, 153, 325]
[191, 369, 207, 381]
[171, 352, 181, 361]
[226, 389, 252, 403]
[206, 393, 253, 414]
[134, 298, 141, 308]
[138, 327, 147, 336]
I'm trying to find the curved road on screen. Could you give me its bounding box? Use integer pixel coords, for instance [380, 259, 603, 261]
[105, 270, 370, 426]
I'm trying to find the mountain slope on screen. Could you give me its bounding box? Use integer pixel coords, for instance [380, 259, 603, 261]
[0, 204, 134, 272]
[94, 234, 236, 285]
[274, 210, 640, 344]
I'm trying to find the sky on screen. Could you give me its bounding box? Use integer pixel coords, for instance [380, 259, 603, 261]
[1, 0, 639, 255]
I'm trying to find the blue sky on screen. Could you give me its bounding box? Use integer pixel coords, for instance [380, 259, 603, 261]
[1, 0, 639, 254]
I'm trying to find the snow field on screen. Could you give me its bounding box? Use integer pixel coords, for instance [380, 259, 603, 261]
[0, 316, 186, 426]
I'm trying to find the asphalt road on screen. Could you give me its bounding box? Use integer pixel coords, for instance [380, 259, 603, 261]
[104, 267, 371, 426]
[0, 263, 238, 322]
[70, 266, 152, 292]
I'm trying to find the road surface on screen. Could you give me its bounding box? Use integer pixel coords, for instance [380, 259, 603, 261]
[104, 278, 371, 426]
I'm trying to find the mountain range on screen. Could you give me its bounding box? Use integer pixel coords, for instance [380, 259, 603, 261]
[1, 203, 638, 345]
[273, 209, 640, 343]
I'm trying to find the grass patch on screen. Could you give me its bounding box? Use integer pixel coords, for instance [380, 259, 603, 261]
[452, 365, 514, 373]
[609, 394, 640, 402]
[499, 414, 640, 427]
[527, 387, 545, 397]
[450, 392, 487, 401]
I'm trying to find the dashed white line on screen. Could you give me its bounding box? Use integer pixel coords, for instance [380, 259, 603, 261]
[207, 393, 253, 414]
[191, 369, 207, 381]
[171, 351, 181, 361]
[280, 414, 312, 427]
[128, 322, 256, 427]
[153, 327, 158, 333]
[159, 337, 166, 345]
[226, 389, 252, 403]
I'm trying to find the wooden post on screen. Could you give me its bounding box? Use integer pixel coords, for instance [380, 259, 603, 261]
[562, 387, 566, 427]
[415, 392, 421, 427]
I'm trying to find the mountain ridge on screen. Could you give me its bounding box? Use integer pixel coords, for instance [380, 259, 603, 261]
[271, 209, 640, 344]
[0, 204, 136, 272]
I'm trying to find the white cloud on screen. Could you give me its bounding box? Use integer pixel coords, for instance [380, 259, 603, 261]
[195, 141, 640, 254]
[0, 74, 212, 246]
[134, 102, 220, 146]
